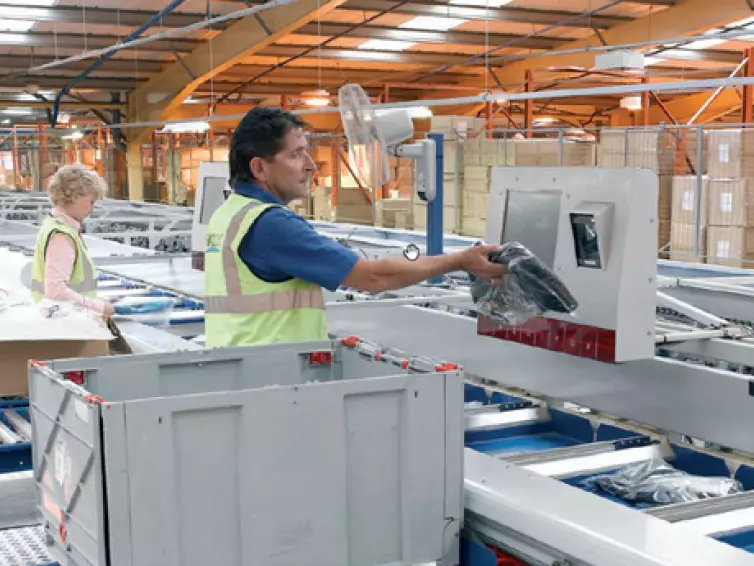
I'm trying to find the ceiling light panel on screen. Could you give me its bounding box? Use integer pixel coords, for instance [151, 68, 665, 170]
[357, 39, 417, 51]
[449, 0, 512, 6]
[400, 16, 467, 31]
[0, 19, 34, 32]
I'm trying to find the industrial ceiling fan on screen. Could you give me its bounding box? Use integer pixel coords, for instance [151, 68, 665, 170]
[338, 83, 436, 203]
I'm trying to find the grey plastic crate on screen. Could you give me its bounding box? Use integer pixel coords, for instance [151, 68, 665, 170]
[29, 340, 464, 566]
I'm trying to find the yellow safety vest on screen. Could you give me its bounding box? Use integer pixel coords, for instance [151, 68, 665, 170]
[204, 193, 328, 347]
[30, 215, 97, 302]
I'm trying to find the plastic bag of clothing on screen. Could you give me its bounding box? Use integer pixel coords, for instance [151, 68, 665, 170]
[469, 241, 579, 326]
[583, 457, 743, 505]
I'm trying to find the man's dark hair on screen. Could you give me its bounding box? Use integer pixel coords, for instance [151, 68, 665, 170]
[229, 107, 306, 186]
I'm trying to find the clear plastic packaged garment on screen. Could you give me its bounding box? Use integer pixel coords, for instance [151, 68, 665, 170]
[469, 241, 579, 326]
[583, 457, 743, 505]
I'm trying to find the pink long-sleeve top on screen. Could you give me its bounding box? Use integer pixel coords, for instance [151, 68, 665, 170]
[43, 207, 108, 315]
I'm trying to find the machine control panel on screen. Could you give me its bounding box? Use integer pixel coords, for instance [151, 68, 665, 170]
[191, 162, 230, 270]
[483, 167, 658, 363]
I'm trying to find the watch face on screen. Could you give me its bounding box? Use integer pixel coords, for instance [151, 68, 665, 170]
[404, 243, 420, 261]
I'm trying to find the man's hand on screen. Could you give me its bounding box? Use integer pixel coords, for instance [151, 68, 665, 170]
[457, 245, 506, 284]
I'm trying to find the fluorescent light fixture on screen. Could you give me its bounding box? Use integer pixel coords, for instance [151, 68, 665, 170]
[1, 119, 9, 125]
[358, 39, 416, 51]
[0, 0, 57, 4]
[644, 56, 665, 66]
[0, 0, 57, 32]
[686, 37, 726, 49]
[376, 106, 432, 119]
[400, 16, 467, 31]
[0, 107, 32, 115]
[686, 28, 726, 50]
[728, 16, 754, 28]
[62, 131, 84, 141]
[449, 0, 513, 6]
[0, 20, 34, 32]
[620, 96, 642, 110]
[301, 89, 331, 107]
[533, 117, 557, 124]
[160, 121, 210, 133]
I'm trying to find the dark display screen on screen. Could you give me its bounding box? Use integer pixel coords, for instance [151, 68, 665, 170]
[570, 213, 601, 269]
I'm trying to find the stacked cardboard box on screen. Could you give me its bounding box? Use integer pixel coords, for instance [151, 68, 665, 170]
[413, 200, 459, 233]
[597, 128, 707, 175]
[706, 178, 754, 267]
[656, 175, 674, 255]
[703, 129, 754, 267]
[463, 137, 516, 167]
[376, 198, 413, 229]
[460, 165, 491, 238]
[514, 139, 596, 167]
[597, 130, 628, 167]
[669, 176, 708, 263]
[626, 131, 676, 174]
[429, 116, 486, 139]
[707, 130, 754, 179]
[313, 185, 373, 225]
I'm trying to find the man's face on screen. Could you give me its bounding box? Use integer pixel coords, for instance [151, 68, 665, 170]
[252, 127, 316, 203]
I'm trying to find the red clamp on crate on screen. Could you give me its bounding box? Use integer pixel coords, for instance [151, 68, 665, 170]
[28, 360, 46, 368]
[64, 371, 85, 385]
[83, 394, 105, 405]
[435, 362, 459, 372]
[401, 359, 409, 370]
[308, 351, 332, 366]
[490, 546, 528, 566]
[58, 511, 68, 543]
[340, 336, 360, 349]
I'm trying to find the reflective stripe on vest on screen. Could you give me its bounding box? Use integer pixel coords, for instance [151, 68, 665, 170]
[205, 289, 324, 314]
[204, 200, 325, 316]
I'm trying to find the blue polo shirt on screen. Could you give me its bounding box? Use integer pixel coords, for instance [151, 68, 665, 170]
[235, 182, 359, 292]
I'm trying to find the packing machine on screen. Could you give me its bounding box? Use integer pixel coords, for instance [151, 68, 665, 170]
[2, 164, 754, 565]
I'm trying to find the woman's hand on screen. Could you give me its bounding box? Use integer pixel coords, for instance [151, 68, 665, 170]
[103, 301, 115, 317]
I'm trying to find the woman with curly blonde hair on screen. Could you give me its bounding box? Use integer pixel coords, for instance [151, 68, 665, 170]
[29, 164, 115, 316]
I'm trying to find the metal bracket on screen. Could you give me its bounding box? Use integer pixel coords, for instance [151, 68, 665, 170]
[592, 26, 608, 47]
[254, 13, 272, 35]
[171, 48, 196, 80]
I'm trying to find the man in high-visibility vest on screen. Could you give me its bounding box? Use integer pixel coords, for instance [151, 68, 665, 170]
[204, 107, 505, 347]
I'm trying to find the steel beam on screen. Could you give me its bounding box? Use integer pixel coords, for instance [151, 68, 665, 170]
[0, 75, 141, 90]
[340, 0, 630, 28]
[0, 55, 165, 74]
[0, 4, 226, 29]
[295, 23, 569, 50]
[646, 89, 741, 123]
[449, 0, 754, 88]
[257, 45, 489, 65]
[0, 32, 198, 52]
[127, 0, 347, 137]
[658, 48, 743, 64]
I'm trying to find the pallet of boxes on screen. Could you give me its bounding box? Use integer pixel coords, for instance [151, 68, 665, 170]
[414, 116, 485, 235]
[692, 129, 754, 268]
[599, 129, 706, 259]
[459, 135, 517, 238]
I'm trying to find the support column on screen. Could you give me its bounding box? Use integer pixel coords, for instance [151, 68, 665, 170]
[524, 70, 534, 138]
[126, 141, 144, 201]
[743, 48, 754, 125]
[641, 77, 650, 126]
